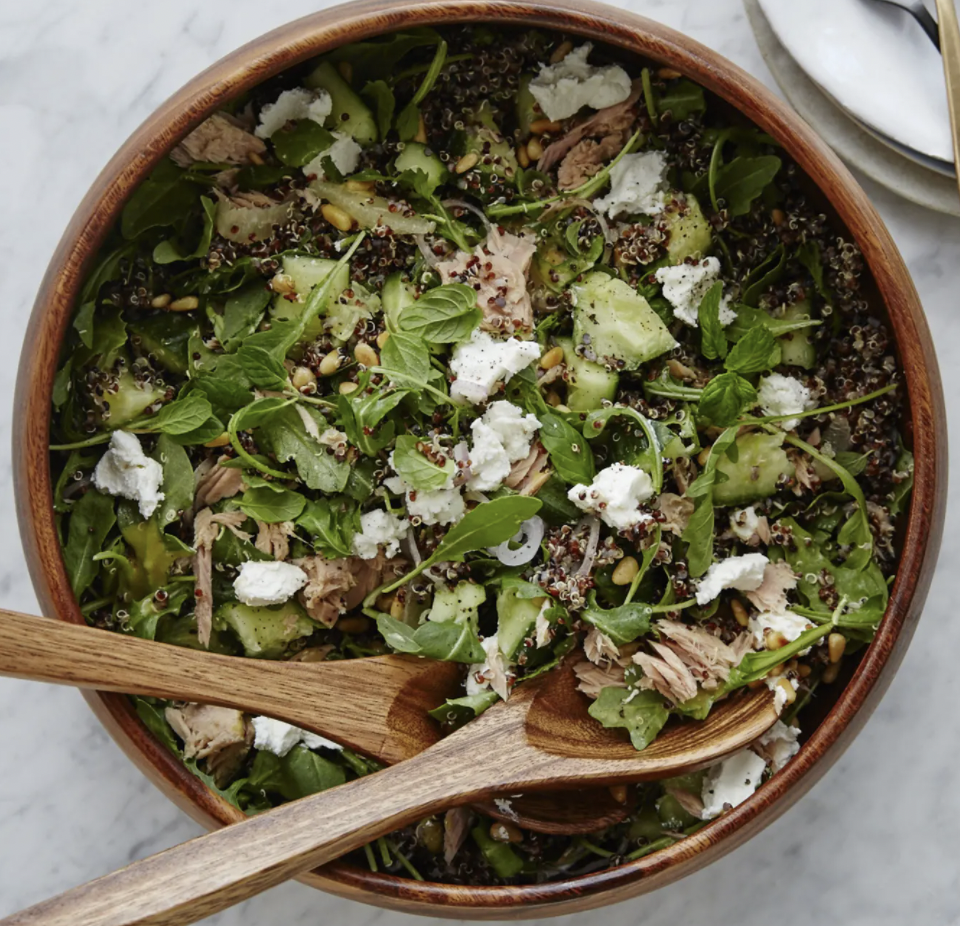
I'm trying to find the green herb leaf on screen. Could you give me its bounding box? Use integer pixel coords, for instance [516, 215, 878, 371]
[656, 79, 707, 120]
[428, 691, 500, 730]
[271, 120, 335, 167]
[431, 495, 543, 563]
[724, 326, 780, 374]
[588, 687, 670, 751]
[238, 486, 306, 523]
[152, 434, 194, 529]
[392, 433, 454, 491]
[539, 412, 596, 485]
[796, 240, 830, 301]
[63, 490, 116, 597]
[296, 496, 361, 559]
[216, 284, 272, 352]
[724, 305, 821, 341]
[698, 281, 728, 361]
[258, 405, 350, 493]
[153, 196, 216, 265]
[362, 80, 396, 140]
[237, 345, 290, 390]
[375, 614, 485, 663]
[740, 245, 785, 307]
[713, 155, 782, 217]
[152, 392, 214, 435]
[127, 584, 191, 640]
[396, 102, 421, 142]
[581, 406, 662, 494]
[379, 331, 431, 384]
[725, 624, 830, 690]
[582, 599, 652, 646]
[398, 283, 481, 342]
[121, 161, 202, 239]
[697, 372, 756, 427]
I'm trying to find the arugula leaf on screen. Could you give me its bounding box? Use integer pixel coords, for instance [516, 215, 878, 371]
[582, 598, 652, 646]
[238, 486, 306, 523]
[428, 690, 500, 730]
[392, 434, 454, 490]
[588, 687, 670, 751]
[740, 245, 786, 307]
[398, 283, 481, 342]
[432, 496, 542, 562]
[216, 285, 272, 352]
[325, 28, 442, 83]
[296, 496, 360, 558]
[153, 196, 216, 265]
[697, 372, 756, 427]
[538, 412, 596, 485]
[725, 624, 830, 691]
[724, 326, 780, 374]
[152, 392, 214, 436]
[796, 240, 830, 302]
[338, 382, 410, 456]
[362, 80, 396, 140]
[237, 345, 290, 390]
[258, 405, 350, 493]
[271, 121, 335, 167]
[395, 39, 448, 142]
[134, 697, 181, 754]
[379, 331, 431, 384]
[698, 281, 728, 360]
[152, 434, 194, 530]
[232, 396, 294, 431]
[581, 406, 662, 494]
[375, 614, 485, 663]
[724, 305, 821, 342]
[63, 489, 116, 597]
[247, 747, 346, 801]
[656, 79, 707, 120]
[127, 584, 191, 640]
[713, 156, 782, 217]
[121, 160, 202, 239]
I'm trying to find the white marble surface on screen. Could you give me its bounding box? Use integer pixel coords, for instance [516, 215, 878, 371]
[0, 1, 958, 923]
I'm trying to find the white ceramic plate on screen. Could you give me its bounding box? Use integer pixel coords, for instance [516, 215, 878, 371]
[756, 0, 954, 165]
[745, 0, 960, 216]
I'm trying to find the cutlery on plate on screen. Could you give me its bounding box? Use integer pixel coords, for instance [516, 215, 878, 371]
[0, 612, 777, 926]
[865, 0, 942, 49]
[935, 0, 960, 190]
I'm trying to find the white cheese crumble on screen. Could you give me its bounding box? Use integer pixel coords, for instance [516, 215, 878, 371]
[568, 463, 655, 530]
[748, 609, 813, 648]
[529, 43, 633, 122]
[467, 401, 541, 491]
[729, 506, 760, 543]
[302, 132, 363, 179]
[756, 373, 816, 430]
[695, 553, 769, 606]
[93, 431, 165, 519]
[351, 508, 410, 560]
[700, 749, 767, 819]
[233, 561, 308, 607]
[449, 329, 541, 405]
[594, 151, 668, 219]
[255, 87, 333, 138]
[766, 675, 799, 714]
[251, 716, 343, 757]
[655, 257, 736, 328]
[757, 720, 801, 772]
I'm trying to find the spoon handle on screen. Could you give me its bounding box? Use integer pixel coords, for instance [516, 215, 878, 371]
[936, 0, 960, 195]
[0, 744, 478, 926]
[0, 609, 442, 762]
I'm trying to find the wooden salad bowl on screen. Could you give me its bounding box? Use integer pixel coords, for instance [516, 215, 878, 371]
[12, 0, 946, 918]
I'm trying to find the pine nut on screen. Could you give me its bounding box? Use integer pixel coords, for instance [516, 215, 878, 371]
[455, 152, 479, 174]
[376, 330, 390, 349]
[271, 272, 297, 294]
[338, 381, 359, 395]
[490, 821, 523, 843]
[389, 597, 404, 619]
[525, 137, 544, 161]
[765, 629, 789, 650]
[828, 633, 846, 664]
[657, 67, 682, 79]
[516, 145, 530, 168]
[731, 599, 749, 627]
[822, 661, 841, 684]
[354, 343, 379, 367]
[550, 40, 573, 63]
[540, 345, 564, 369]
[321, 204, 355, 232]
[609, 785, 628, 804]
[414, 113, 428, 145]
[168, 295, 199, 311]
[546, 391, 562, 407]
[346, 179, 375, 193]
[203, 432, 231, 448]
[337, 60, 353, 83]
[151, 293, 172, 309]
[248, 151, 265, 165]
[530, 118, 563, 135]
[776, 678, 797, 705]
[612, 556, 639, 585]
[797, 662, 812, 678]
[337, 616, 370, 634]
[697, 446, 712, 467]
[319, 349, 343, 376]
[554, 404, 571, 413]
[768, 663, 785, 677]
[291, 366, 316, 389]
[772, 208, 787, 227]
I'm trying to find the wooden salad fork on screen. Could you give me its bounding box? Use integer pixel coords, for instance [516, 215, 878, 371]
[0, 609, 779, 926]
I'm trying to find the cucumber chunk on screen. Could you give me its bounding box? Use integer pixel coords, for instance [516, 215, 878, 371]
[572, 272, 678, 370]
[663, 194, 713, 263]
[778, 299, 817, 369]
[303, 61, 377, 145]
[395, 142, 447, 191]
[381, 272, 417, 333]
[426, 581, 487, 624]
[713, 432, 794, 506]
[496, 587, 543, 660]
[270, 254, 350, 343]
[217, 601, 317, 658]
[558, 337, 619, 411]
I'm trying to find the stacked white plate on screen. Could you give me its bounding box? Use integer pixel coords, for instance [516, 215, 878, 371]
[745, 0, 960, 216]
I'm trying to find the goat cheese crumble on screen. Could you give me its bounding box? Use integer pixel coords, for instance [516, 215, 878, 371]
[568, 463, 655, 530]
[252, 716, 343, 757]
[766, 675, 799, 714]
[695, 553, 769, 605]
[92, 431, 165, 519]
[302, 132, 363, 179]
[700, 749, 767, 819]
[748, 609, 813, 648]
[655, 257, 736, 328]
[757, 720, 801, 772]
[233, 561, 308, 607]
[756, 373, 816, 430]
[351, 508, 410, 560]
[255, 88, 333, 138]
[529, 43, 633, 121]
[468, 401, 541, 491]
[449, 329, 541, 405]
[729, 506, 760, 543]
[594, 151, 668, 219]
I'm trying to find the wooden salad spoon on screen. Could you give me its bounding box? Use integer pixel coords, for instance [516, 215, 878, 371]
[0, 609, 627, 834]
[0, 610, 779, 926]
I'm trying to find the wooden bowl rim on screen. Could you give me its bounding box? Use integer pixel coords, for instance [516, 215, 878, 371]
[13, 0, 946, 917]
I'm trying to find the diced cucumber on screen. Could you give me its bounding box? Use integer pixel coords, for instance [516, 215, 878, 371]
[216, 601, 317, 658]
[456, 103, 518, 176]
[117, 504, 183, 597]
[324, 282, 381, 344]
[515, 73, 538, 138]
[381, 272, 417, 333]
[778, 299, 817, 369]
[270, 255, 350, 342]
[129, 313, 193, 376]
[103, 368, 166, 428]
[303, 61, 377, 145]
[395, 142, 447, 191]
[496, 587, 543, 660]
[426, 581, 487, 624]
[713, 432, 794, 506]
[557, 337, 619, 412]
[663, 194, 713, 263]
[572, 272, 678, 371]
[532, 244, 595, 294]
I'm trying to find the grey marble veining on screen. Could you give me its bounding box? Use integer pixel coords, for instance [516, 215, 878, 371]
[0, 1, 958, 923]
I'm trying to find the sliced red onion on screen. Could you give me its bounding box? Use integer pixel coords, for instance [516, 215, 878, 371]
[576, 516, 601, 577]
[413, 234, 441, 269]
[401, 530, 421, 567]
[488, 516, 545, 567]
[441, 198, 493, 232]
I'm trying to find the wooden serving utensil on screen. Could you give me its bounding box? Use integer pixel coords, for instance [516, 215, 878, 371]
[0, 609, 629, 834]
[0, 610, 778, 926]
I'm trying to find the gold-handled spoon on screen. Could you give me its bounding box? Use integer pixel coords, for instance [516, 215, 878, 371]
[0, 609, 778, 926]
[0, 609, 627, 834]
[935, 0, 960, 195]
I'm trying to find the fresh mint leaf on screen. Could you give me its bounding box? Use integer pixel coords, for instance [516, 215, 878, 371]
[232, 396, 293, 432]
[392, 433, 454, 490]
[697, 372, 756, 427]
[698, 281, 728, 360]
[398, 283, 481, 342]
[375, 614, 485, 663]
[121, 160, 201, 239]
[216, 284, 272, 351]
[724, 326, 780, 375]
[237, 345, 290, 390]
[152, 392, 214, 436]
[238, 486, 306, 523]
[588, 687, 669, 751]
[539, 412, 596, 485]
[258, 405, 350, 493]
[380, 331, 431, 384]
[338, 382, 410, 456]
